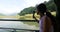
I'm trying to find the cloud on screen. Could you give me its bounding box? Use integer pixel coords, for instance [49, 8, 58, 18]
[23, 0, 49, 7]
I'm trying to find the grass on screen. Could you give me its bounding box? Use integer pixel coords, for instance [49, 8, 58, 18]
[51, 12, 56, 16]
[0, 16, 17, 18]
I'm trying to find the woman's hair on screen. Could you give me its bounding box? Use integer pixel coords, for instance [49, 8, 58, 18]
[36, 3, 47, 15]
[36, 3, 56, 25]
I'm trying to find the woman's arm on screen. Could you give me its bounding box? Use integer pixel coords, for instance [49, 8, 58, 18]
[33, 16, 39, 23]
[33, 11, 39, 23]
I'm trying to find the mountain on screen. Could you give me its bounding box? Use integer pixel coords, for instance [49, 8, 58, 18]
[8, 13, 17, 16]
[0, 13, 17, 16]
[0, 13, 5, 16]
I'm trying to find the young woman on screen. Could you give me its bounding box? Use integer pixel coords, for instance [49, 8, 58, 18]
[36, 3, 55, 32]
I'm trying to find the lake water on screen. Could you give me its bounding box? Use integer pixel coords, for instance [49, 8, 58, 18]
[0, 18, 39, 32]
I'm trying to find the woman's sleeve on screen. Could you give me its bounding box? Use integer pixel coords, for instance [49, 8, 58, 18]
[43, 16, 52, 32]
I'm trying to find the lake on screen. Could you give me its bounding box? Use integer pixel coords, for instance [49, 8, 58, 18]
[0, 18, 39, 32]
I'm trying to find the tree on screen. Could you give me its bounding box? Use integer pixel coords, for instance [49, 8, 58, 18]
[44, 0, 56, 12]
[18, 7, 36, 16]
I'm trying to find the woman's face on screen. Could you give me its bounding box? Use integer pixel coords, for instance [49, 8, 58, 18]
[36, 9, 39, 15]
[36, 9, 41, 15]
[37, 10, 40, 15]
[36, 9, 43, 17]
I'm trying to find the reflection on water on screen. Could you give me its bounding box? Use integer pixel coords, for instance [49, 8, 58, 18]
[0, 18, 39, 32]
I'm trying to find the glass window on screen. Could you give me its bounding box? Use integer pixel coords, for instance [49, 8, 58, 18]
[0, 0, 56, 32]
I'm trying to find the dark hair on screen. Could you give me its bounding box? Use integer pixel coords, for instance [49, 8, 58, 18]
[36, 3, 47, 15]
[36, 3, 56, 25]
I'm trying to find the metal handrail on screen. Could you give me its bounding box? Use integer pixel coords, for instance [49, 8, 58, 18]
[0, 19, 37, 22]
[0, 27, 39, 31]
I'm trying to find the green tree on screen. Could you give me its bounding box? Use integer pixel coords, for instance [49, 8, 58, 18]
[18, 7, 36, 16]
[44, 0, 56, 12]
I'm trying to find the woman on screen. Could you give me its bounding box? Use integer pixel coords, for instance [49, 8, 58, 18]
[36, 3, 55, 32]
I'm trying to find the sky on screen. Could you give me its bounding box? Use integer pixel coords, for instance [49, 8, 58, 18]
[0, 0, 49, 15]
